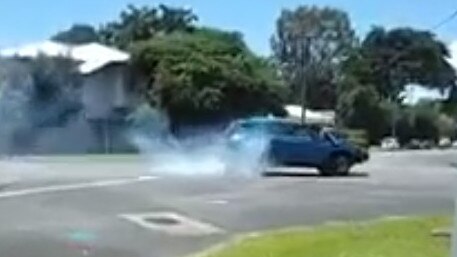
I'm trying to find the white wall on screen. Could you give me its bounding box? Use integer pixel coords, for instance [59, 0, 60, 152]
[81, 64, 131, 120]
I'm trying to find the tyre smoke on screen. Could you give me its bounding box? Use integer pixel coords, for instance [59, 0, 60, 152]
[127, 105, 270, 178]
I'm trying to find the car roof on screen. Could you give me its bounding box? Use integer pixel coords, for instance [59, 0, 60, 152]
[236, 117, 309, 127]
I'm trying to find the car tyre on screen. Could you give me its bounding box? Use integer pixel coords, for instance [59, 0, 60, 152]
[320, 154, 351, 176]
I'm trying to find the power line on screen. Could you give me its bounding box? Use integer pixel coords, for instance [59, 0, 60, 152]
[431, 9, 457, 30]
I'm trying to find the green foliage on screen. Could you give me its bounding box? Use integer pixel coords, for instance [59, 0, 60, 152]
[394, 104, 454, 145]
[51, 24, 99, 45]
[339, 26, 457, 144]
[99, 4, 197, 49]
[340, 85, 455, 145]
[131, 29, 287, 126]
[338, 83, 391, 144]
[46, 4, 457, 138]
[442, 86, 457, 117]
[272, 6, 356, 109]
[436, 114, 457, 139]
[410, 108, 439, 142]
[351, 27, 456, 102]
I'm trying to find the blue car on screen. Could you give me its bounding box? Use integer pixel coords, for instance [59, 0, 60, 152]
[226, 117, 369, 176]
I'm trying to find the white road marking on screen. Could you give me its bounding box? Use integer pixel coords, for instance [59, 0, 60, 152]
[0, 177, 158, 199]
[138, 175, 159, 181]
[207, 200, 229, 205]
[120, 212, 224, 236]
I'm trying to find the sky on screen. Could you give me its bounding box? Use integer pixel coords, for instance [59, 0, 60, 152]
[0, 0, 456, 55]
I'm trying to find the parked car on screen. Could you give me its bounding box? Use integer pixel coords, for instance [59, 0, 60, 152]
[438, 138, 452, 149]
[405, 139, 422, 150]
[225, 118, 369, 176]
[405, 139, 435, 150]
[380, 137, 400, 150]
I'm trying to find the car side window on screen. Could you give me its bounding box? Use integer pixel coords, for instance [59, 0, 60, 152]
[293, 127, 313, 140]
[276, 125, 314, 141]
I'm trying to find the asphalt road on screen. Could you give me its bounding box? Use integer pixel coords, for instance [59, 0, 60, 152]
[0, 150, 455, 257]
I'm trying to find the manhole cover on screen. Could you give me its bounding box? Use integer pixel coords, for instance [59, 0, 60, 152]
[145, 217, 180, 225]
[120, 212, 223, 236]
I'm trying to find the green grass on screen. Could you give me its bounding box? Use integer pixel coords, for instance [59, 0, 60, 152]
[200, 216, 451, 257]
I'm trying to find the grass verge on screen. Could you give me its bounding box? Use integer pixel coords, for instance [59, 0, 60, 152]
[196, 216, 451, 257]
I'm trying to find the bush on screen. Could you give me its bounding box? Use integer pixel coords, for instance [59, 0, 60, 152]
[394, 105, 451, 146]
[338, 85, 391, 144]
[436, 114, 456, 139]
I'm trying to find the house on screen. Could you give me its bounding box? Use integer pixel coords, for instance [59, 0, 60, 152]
[0, 41, 142, 154]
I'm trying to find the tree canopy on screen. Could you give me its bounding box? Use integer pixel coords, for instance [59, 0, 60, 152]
[272, 6, 356, 109]
[337, 27, 457, 143]
[99, 4, 197, 49]
[131, 28, 287, 126]
[44, 3, 457, 142]
[51, 24, 99, 45]
[350, 27, 456, 102]
[50, 4, 285, 128]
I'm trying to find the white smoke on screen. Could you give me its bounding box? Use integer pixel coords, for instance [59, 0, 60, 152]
[127, 105, 270, 178]
[0, 57, 270, 178]
[0, 57, 99, 155]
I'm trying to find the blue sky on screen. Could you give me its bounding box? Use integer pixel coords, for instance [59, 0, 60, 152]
[0, 0, 456, 55]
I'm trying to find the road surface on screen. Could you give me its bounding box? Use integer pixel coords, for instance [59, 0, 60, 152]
[0, 150, 455, 257]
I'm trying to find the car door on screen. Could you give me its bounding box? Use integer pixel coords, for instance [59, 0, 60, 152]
[270, 125, 320, 165]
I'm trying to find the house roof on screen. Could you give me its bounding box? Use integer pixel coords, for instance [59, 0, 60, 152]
[0, 41, 130, 74]
[71, 43, 130, 74]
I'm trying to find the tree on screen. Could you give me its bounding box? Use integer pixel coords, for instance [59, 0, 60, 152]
[338, 82, 391, 143]
[354, 27, 456, 103]
[436, 114, 456, 139]
[51, 24, 99, 45]
[442, 85, 457, 118]
[131, 29, 287, 127]
[340, 27, 456, 141]
[156, 4, 198, 33]
[271, 6, 356, 109]
[392, 103, 449, 145]
[99, 4, 197, 49]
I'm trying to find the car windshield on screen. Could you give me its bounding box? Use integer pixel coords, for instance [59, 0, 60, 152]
[0, 1, 455, 257]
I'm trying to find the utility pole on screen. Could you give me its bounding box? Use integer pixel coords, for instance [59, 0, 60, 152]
[103, 119, 110, 154]
[390, 99, 397, 139]
[389, 70, 398, 139]
[299, 37, 311, 125]
[300, 71, 307, 125]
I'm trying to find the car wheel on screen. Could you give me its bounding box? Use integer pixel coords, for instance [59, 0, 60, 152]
[320, 154, 351, 176]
